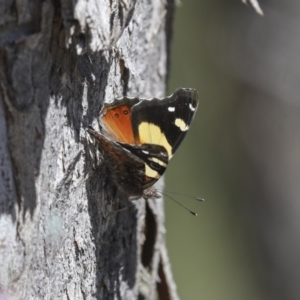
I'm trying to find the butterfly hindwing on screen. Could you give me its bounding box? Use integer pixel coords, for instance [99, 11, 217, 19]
[87, 127, 148, 198]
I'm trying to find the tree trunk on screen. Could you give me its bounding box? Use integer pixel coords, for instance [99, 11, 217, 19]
[0, 0, 179, 299]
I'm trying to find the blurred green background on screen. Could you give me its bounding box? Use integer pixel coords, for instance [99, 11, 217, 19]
[165, 1, 300, 299]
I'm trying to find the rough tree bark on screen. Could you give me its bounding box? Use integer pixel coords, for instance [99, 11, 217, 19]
[0, 0, 179, 299]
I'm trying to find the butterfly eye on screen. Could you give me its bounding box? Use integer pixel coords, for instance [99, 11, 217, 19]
[114, 113, 119, 118]
[123, 110, 128, 115]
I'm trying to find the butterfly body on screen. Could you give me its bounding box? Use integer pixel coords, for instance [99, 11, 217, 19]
[87, 88, 199, 199]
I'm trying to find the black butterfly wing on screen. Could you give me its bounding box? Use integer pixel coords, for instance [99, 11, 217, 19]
[131, 88, 199, 159]
[118, 142, 169, 188]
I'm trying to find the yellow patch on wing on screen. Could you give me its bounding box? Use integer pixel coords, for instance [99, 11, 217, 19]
[145, 164, 159, 179]
[149, 157, 167, 167]
[138, 122, 172, 158]
[175, 118, 189, 131]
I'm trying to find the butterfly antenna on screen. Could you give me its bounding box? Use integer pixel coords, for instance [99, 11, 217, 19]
[160, 191, 198, 216]
[157, 189, 204, 202]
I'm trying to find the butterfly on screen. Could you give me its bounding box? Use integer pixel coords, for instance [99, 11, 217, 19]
[87, 88, 199, 200]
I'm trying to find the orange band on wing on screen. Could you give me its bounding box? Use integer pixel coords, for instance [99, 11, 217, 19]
[102, 105, 137, 144]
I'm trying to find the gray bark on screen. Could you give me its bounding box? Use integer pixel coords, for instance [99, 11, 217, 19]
[0, 0, 179, 299]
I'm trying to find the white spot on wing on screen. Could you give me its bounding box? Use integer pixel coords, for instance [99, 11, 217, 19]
[168, 107, 175, 112]
[189, 103, 196, 111]
[142, 150, 149, 155]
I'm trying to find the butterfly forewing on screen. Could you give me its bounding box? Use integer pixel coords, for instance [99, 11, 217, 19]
[131, 88, 199, 159]
[118, 142, 169, 187]
[101, 98, 140, 144]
